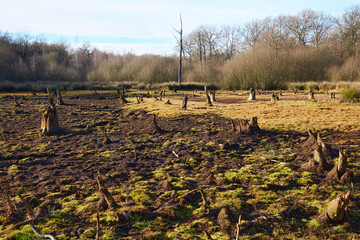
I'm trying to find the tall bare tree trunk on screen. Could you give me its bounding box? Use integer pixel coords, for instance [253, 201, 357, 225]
[174, 14, 183, 87]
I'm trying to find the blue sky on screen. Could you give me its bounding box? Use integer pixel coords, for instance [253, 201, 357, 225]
[0, 0, 358, 55]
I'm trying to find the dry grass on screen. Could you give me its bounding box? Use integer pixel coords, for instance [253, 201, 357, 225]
[125, 90, 360, 132]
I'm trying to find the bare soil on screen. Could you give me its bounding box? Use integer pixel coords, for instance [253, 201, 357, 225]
[0, 92, 359, 239]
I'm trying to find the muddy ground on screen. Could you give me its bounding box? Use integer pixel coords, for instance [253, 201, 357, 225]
[0, 92, 359, 239]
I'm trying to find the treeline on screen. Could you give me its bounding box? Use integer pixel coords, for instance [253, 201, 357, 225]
[1, 5, 360, 90]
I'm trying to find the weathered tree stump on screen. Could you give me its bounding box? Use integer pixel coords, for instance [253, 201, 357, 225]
[206, 92, 213, 106]
[270, 93, 279, 102]
[249, 117, 260, 133]
[152, 115, 163, 134]
[41, 105, 60, 134]
[119, 92, 127, 104]
[301, 143, 330, 171]
[293, 88, 298, 94]
[308, 90, 315, 100]
[314, 144, 330, 170]
[103, 128, 112, 144]
[248, 88, 256, 100]
[231, 119, 237, 132]
[56, 90, 65, 105]
[302, 130, 317, 149]
[182, 95, 188, 109]
[96, 172, 118, 210]
[210, 91, 216, 102]
[319, 191, 351, 222]
[325, 149, 350, 183]
[331, 92, 336, 100]
[233, 117, 261, 133]
[256, 88, 261, 95]
[13, 95, 21, 107]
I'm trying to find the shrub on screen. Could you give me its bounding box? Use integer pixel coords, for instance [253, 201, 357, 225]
[342, 87, 360, 100]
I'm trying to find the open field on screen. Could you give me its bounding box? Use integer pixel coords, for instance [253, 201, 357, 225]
[0, 89, 359, 239]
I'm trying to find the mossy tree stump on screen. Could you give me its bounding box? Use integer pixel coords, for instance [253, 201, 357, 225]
[319, 191, 351, 222]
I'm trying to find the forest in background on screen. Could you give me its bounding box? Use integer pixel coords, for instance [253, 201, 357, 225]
[0, 5, 360, 91]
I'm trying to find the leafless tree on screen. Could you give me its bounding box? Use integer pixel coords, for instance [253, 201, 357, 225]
[287, 9, 316, 46]
[242, 19, 266, 49]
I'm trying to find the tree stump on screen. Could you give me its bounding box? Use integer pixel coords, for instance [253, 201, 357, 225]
[119, 92, 127, 104]
[270, 93, 279, 102]
[249, 117, 260, 133]
[308, 90, 315, 100]
[206, 92, 213, 106]
[302, 143, 330, 171]
[41, 105, 60, 134]
[182, 95, 188, 109]
[248, 88, 256, 100]
[152, 115, 163, 134]
[210, 91, 216, 102]
[330, 92, 336, 100]
[325, 149, 350, 182]
[56, 90, 65, 105]
[314, 144, 330, 170]
[319, 191, 351, 222]
[13, 95, 21, 107]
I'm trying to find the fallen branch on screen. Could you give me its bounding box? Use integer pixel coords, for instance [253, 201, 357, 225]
[30, 224, 56, 240]
[235, 215, 242, 240]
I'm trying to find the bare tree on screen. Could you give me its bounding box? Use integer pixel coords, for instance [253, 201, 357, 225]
[336, 5, 360, 57]
[287, 9, 316, 46]
[173, 14, 184, 86]
[221, 25, 242, 59]
[310, 12, 334, 49]
[262, 16, 292, 56]
[242, 20, 266, 49]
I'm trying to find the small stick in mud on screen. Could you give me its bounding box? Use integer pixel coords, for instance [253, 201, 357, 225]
[204, 230, 213, 240]
[103, 128, 112, 144]
[182, 95, 188, 109]
[95, 208, 100, 240]
[199, 189, 209, 213]
[231, 119, 237, 132]
[96, 171, 118, 210]
[152, 115, 163, 134]
[13, 94, 21, 107]
[235, 215, 242, 240]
